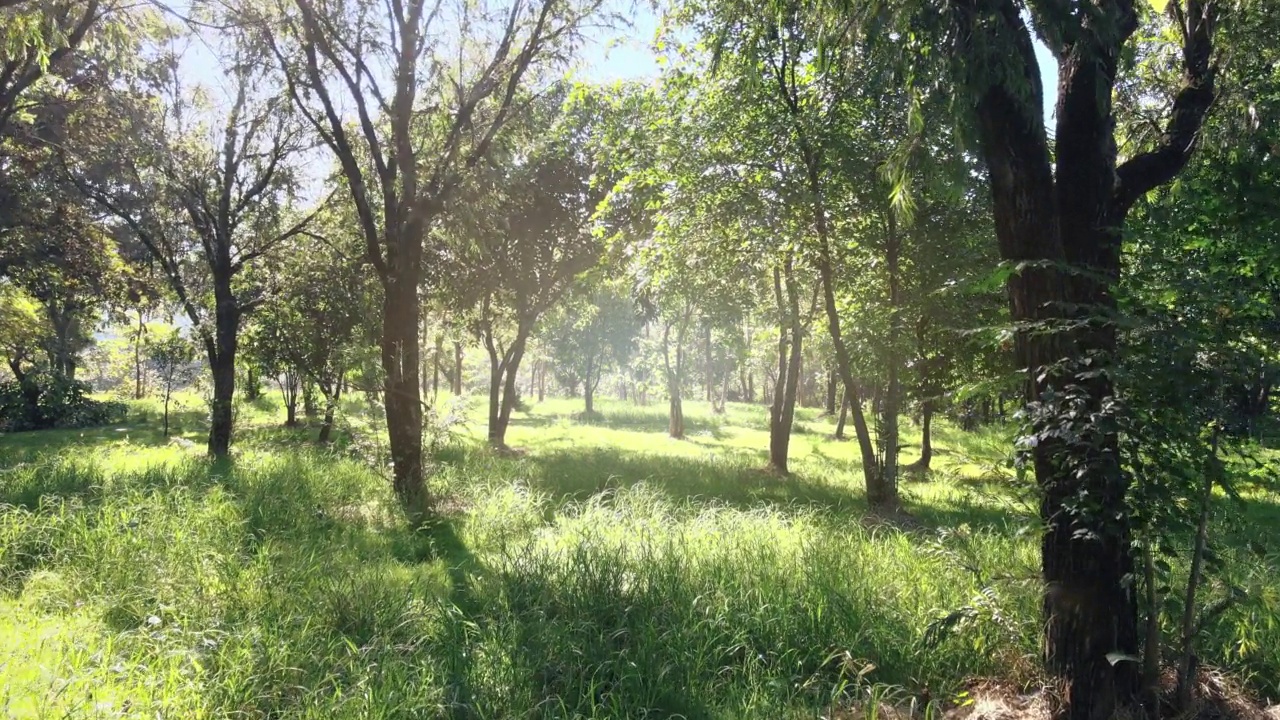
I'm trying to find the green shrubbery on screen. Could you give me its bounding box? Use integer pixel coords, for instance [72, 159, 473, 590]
[0, 372, 127, 432]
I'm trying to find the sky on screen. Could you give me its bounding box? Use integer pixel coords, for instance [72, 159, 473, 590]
[575, 8, 1059, 128]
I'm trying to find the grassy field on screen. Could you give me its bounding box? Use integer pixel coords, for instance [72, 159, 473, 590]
[1, 392, 1277, 718]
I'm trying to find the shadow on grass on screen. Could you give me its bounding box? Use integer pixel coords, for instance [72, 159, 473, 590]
[0, 408, 209, 465]
[525, 446, 864, 515]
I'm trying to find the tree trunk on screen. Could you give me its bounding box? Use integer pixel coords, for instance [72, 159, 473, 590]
[484, 321, 530, 450]
[134, 309, 146, 399]
[497, 331, 528, 443]
[806, 153, 887, 506]
[584, 355, 596, 415]
[876, 211, 903, 506]
[704, 322, 713, 402]
[382, 269, 425, 519]
[663, 306, 690, 439]
[432, 334, 442, 401]
[916, 402, 933, 471]
[243, 364, 260, 401]
[452, 341, 463, 395]
[208, 352, 235, 459]
[825, 370, 837, 416]
[303, 381, 318, 419]
[318, 380, 342, 444]
[279, 370, 299, 427]
[206, 288, 240, 460]
[944, 0, 1217, 710]
[768, 259, 803, 474]
[162, 386, 172, 437]
[485, 335, 502, 446]
[835, 391, 849, 441]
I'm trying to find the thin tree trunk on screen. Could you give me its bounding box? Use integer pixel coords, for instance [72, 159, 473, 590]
[134, 309, 146, 399]
[768, 259, 803, 474]
[493, 331, 528, 447]
[318, 378, 342, 444]
[916, 402, 933, 471]
[663, 305, 690, 439]
[432, 334, 442, 401]
[303, 381, 318, 419]
[584, 355, 596, 415]
[878, 211, 903, 504]
[835, 391, 849, 440]
[1177, 434, 1218, 710]
[704, 322, 713, 402]
[825, 370, 837, 416]
[162, 385, 172, 437]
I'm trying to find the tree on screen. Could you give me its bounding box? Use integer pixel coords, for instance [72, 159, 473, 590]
[260, 0, 607, 519]
[146, 328, 196, 438]
[872, 0, 1224, 714]
[0, 0, 107, 138]
[70, 32, 316, 460]
[545, 279, 641, 416]
[441, 89, 611, 448]
[0, 209, 123, 378]
[247, 223, 375, 443]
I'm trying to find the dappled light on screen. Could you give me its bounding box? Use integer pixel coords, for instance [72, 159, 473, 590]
[2, 0, 1280, 717]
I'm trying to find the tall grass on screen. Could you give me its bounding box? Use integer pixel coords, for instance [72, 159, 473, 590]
[1, 398, 1277, 717]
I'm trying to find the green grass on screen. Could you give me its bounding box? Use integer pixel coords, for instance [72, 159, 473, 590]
[1, 392, 1277, 718]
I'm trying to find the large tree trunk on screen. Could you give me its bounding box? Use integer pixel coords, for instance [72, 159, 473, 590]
[382, 268, 425, 518]
[768, 259, 803, 475]
[946, 0, 1216, 713]
[208, 353, 235, 459]
[206, 290, 240, 460]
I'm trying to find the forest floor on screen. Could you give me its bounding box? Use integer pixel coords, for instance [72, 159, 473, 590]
[1, 393, 1278, 718]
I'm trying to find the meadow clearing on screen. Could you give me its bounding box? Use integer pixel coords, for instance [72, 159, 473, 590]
[1, 394, 1277, 718]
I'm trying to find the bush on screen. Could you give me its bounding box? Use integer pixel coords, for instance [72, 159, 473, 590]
[0, 372, 127, 432]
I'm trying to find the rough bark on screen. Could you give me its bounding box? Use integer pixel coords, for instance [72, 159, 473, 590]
[946, 0, 1218, 716]
[383, 266, 425, 517]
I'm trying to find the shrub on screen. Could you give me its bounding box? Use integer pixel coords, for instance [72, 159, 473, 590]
[0, 372, 127, 432]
